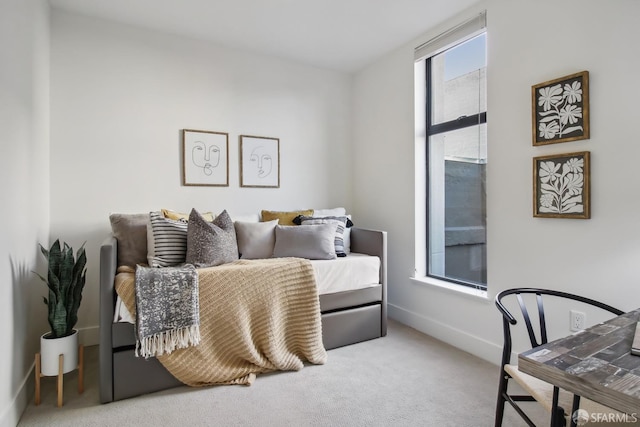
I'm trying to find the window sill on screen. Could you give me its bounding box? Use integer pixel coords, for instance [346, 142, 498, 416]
[410, 276, 490, 302]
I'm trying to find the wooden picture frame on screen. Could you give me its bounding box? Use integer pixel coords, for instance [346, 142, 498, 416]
[182, 129, 229, 186]
[239, 135, 280, 188]
[533, 151, 590, 219]
[532, 71, 589, 146]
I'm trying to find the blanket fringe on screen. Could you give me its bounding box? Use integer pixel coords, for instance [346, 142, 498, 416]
[136, 325, 201, 358]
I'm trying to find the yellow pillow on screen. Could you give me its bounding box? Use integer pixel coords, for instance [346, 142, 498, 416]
[261, 209, 313, 226]
[162, 209, 214, 222]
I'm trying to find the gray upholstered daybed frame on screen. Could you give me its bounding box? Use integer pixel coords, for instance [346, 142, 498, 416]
[99, 227, 387, 403]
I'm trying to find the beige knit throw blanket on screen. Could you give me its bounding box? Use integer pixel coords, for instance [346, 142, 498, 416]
[115, 257, 327, 386]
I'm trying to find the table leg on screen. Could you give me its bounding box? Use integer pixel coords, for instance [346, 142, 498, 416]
[34, 353, 41, 406]
[550, 386, 563, 427]
[57, 354, 63, 408]
[570, 395, 581, 427]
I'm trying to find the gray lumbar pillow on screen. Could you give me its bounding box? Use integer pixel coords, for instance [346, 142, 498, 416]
[186, 209, 238, 267]
[272, 224, 337, 260]
[296, 215, 349, 257]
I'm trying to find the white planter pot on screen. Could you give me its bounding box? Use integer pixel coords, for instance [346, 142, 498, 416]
[40, 330, 78, 376]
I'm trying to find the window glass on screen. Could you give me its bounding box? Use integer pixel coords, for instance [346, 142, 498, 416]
[428, 125, 487, 286]
[430, 34, 486, 126]
[426, 32, 487, 290]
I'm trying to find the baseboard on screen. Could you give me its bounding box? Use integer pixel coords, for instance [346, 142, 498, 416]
[388, 303, 502, 365]
[0, 360, 34, 427]
[77, 325, 99, 347]
[0, 326, 98, 427]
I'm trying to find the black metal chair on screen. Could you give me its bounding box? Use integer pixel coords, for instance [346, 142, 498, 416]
[494, 288, 624, 427]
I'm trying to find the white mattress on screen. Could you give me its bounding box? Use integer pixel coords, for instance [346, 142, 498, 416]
[114, 253, 380, 323]
[309, 253, 380, 295]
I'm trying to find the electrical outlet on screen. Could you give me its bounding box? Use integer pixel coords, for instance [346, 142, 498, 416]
[570, 310, 586, 331]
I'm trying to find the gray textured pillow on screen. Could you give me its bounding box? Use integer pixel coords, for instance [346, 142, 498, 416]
[272, 224, 337, 260]
[109, 213, 149, 267]
[186, 209, 238, 267]
[234, 219, 278, 259]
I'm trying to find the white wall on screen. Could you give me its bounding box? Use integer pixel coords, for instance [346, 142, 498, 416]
[6, 2, 638, 424]
[50, 10, 353, 342]
[353, 0, 640, 363]
[0, 1, 50, 425]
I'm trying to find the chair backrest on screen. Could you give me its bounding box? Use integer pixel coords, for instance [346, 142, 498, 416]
[494, 288, 623, 367]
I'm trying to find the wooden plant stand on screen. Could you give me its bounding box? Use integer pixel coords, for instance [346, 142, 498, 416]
[34, 345, 84, 407]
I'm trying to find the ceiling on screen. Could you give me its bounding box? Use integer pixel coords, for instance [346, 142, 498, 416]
[49, 0, 479, 73]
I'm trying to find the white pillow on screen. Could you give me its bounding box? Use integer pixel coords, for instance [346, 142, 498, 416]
[234, 220, 278, 259]
[313, 207, 347, 217]
[343, 227, 351, 254]
[229, 213, 260, 223]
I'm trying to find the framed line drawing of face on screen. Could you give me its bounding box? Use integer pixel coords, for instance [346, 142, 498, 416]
[239, 135, 280, 188]
[182, 129, 229, 186]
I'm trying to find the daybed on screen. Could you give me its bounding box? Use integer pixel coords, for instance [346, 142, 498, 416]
[99, 209, 387, 403]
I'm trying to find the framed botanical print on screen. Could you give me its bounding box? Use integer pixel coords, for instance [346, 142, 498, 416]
[239, 135, 280, 188]
[182, 129, 229, 186]
[533, 151, 590, 219]
[532, 71, 589, 146]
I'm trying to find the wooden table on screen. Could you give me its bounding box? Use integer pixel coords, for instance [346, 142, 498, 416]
[519, 308, 640, 416]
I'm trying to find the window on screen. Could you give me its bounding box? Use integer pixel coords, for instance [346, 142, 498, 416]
[415, 13, 487, 290]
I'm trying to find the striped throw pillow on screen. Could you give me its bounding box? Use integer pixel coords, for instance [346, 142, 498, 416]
[147, 211, 188, 267]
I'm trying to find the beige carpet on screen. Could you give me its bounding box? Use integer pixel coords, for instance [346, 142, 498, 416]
[18, 320, 547, 426]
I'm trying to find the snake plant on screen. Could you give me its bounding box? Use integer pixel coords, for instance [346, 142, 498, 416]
[34, 239, 87, 339]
